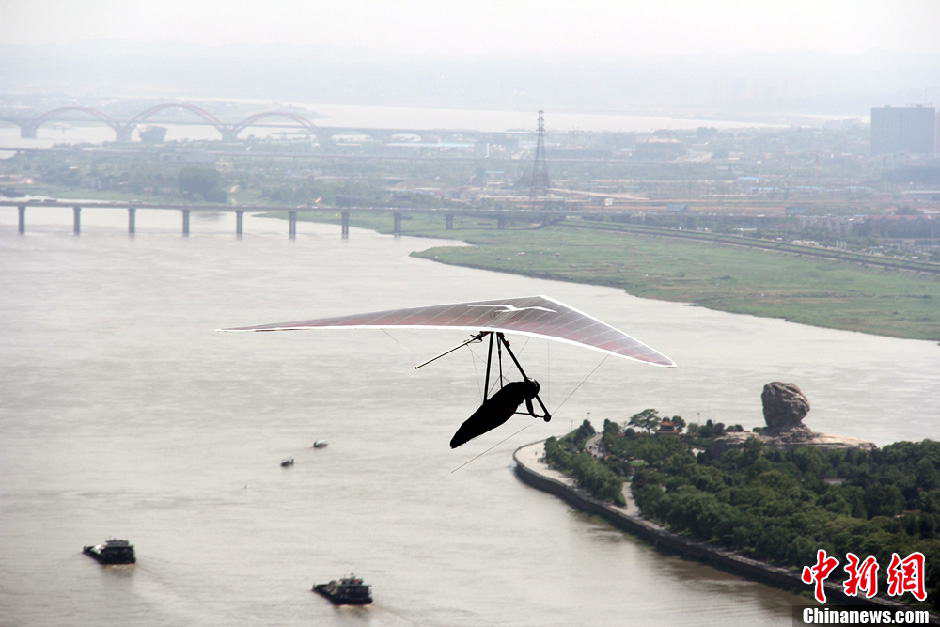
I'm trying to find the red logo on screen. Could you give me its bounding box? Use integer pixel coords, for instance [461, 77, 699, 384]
[886, 552, 927, 602]
[802, 549, 840, 603]
[842, 553, 879, 599]
[802, 551, 928, 603]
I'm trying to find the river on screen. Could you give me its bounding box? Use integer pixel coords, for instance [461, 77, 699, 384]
[0, 209, 937, 626]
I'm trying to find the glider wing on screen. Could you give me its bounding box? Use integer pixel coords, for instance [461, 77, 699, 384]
[222, 295, 675, 367]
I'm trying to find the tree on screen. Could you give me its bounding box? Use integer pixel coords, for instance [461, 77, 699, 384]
[179, 166, 227, 202]
[628, 408, 662, 434]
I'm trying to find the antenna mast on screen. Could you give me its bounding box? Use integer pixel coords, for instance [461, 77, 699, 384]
[527, 110, 551, 205]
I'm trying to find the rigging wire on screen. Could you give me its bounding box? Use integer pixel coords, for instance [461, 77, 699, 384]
[487, 370, 504, 398]
[518, 337, 531, 355]
[380, 329, 420, 373]
[465, 343, 482, 397]
[380, 329, 403, 349]
[450, 420, 535, 474]
[379, 329, 411, 357]
[554, 354, 609, 412]
[547, 340, 551, 406]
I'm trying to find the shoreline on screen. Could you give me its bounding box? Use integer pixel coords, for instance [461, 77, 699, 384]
[5, 192, 938, 340]
[512, 439, 934, 616]
[293, 212, 940, 342]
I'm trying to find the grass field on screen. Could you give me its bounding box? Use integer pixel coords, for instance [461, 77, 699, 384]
[296, 211, 940, 341]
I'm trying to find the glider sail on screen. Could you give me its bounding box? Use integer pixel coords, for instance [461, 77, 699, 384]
[222, 295, 675, 368]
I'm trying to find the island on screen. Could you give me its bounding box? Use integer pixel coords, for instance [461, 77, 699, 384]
[514, 382, 939, 613]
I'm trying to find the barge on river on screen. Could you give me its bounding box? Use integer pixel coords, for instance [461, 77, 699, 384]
[312, 575, 372, 605]
[83, 539, 135, 564]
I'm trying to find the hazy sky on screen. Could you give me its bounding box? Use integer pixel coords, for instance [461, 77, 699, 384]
[1, 0, 938, 55]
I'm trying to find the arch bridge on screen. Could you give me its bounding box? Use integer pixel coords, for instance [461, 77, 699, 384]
[13, 106, 124, 139]
[8, 103, 322, 143]
[121, 103, 229, 141]
[229, 110, 322, 142]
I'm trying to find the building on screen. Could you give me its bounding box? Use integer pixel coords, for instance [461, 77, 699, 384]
[870, 105, 936, 155]
[656, 420, 682, 435]
[633, 137, 686, 161]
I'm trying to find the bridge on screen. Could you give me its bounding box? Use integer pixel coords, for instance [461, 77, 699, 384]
[0, 103, 520, 147]
[7, 199, 938, 275]
[1, 199, 561, 239]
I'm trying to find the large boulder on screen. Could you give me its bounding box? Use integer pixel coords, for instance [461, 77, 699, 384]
[711, 382, 873, 453]
[761, 382, 809, 432]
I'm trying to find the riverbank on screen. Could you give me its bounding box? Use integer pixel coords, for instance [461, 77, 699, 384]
[294, 211, 940, 341]
[513, 439, 934, 616]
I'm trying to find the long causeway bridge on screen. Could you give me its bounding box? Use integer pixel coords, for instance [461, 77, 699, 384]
[0, 198, 557, 239]
[7, 198, 937, 275]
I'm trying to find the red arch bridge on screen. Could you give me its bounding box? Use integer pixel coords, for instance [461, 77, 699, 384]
[0, 103, 507, 145]
[3, 103, 325, 143]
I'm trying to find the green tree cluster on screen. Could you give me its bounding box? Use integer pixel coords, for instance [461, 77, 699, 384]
[544, 432, 625, 506]
[603, 426, 940, 610]
[628, 408, 662, 434]
[179, 166, 227, 202]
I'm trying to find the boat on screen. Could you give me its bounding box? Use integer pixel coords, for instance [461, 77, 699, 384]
[82, 539, 135, 564]
[312, 574, 372, 605]
[280, 458, 294, 467]
[313, 440, 329, 448]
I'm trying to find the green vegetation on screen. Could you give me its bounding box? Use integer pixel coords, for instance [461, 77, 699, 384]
[298, 211, 940, 341]
[178, 166, 227, 202]
[577, 220, 940, 272]
[544, 420, 626, 506]
[6, 144, 938, 339]
[1, 149, 472, 209]
[556, 415, 939, 609]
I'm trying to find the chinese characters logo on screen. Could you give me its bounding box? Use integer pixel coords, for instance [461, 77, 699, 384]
[801, 550, 926, 604]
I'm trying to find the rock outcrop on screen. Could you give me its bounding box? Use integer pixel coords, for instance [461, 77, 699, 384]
[761, 382, 810, 432]
[712, 382, 874, 451]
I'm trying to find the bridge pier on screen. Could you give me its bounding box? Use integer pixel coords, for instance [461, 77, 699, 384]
[341, 211, 350, 239]
[288, 211, 297, 240]
[444, 213, 454, 230]
[221, 128, 239, 142]
[18, 205, 25, 234]
[497, 213, 508, 229]
[181, 210, 190, 237]
[235, 210, 244, 239]
[128, 208, 136, 235]
[20, 124, 38, 139]
[72, 206, 82, 235]
[393, 211, 402, 236]
[115, 127, 134, 143]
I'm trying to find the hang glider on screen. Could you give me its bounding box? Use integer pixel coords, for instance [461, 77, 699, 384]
[222, 295, 674, 449]
[221, 295, 675, 368]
